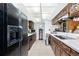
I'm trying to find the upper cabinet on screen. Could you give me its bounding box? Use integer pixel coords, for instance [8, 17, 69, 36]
[7, 3, 19, 26]
[7, 3, 27, 26]
[52, 3, 79, 32]
[69, 3, 79, 17]
[29, 21, 34, 30]
[20, 14, 28, 34]
[28, 20, 35, 33]
[52, 3, 72, 25]
[7, 3, 19, 18]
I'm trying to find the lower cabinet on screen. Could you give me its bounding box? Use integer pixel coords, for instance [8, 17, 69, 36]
[52, 41, 56, 54]
[55, 44, 61, 56]
[70, 49, 79, 56]
[61, 49, 70, 56]
[48, 35, 52, 45]
[28, 34, 36, 50]
[49, 35, 79, 56]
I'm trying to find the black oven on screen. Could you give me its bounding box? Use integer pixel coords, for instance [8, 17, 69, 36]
[7, 25, 23, 47]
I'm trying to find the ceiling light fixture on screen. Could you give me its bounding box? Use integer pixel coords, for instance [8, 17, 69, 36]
[35, 18, 40, 22]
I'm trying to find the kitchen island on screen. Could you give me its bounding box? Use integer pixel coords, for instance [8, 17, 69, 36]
[48, 32, 79, 56]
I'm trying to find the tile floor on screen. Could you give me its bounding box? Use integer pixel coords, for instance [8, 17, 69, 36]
[28, 40, 55, 56]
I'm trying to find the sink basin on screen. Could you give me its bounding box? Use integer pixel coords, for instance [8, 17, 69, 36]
[54, 35, 75, 40]
[55, 35, 65, 39]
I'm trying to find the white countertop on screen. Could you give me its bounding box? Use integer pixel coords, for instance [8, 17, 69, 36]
[47, 32, 79, 53]
[28, 32, 36, 36]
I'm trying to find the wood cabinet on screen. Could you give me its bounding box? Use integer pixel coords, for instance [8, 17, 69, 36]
[55, 44, 61, 56]
[48, 34, 79, 56]
[70, 48, 79, 56]
[28, 33, 36, 50]
[61, 49, 70, 56]
[69, 4, 79, 17]
[29, 21, 34, 30]
[48, 35, 51, 45]
[52, 4, 72, 24]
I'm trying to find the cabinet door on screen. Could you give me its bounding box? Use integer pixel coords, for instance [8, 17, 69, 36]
[29, 21, 34, 29]
[31, 34, 35, 46]
[51, 38, 54, 49]
[5, 3, 21, 56]
[28, 34, 36, 50]
[55, 44, 61, 56]
[48, 35, 52, 46]
[53, 40, 56, 54]
[7, 3, 19, 26]
[32, 34, 36, 42]
[51, 36, 55, 49]
[49, 36, 51, 45]
[70, 49, 79, 56]
[0, 3, 5, 56]
[61, 49, 70, 56]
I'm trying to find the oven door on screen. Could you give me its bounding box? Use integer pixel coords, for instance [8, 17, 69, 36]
[6, 25, 22, 56]
[7, 25, 20, 47]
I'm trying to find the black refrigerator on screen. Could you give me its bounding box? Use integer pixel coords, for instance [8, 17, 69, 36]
[0, 3, 28, 56]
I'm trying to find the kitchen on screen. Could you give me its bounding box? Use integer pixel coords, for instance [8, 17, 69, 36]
[48, 3, 79, 56]
[0, 3, 79, 56]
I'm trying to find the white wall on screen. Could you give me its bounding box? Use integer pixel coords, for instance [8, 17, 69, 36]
[43, 20, 60, 40]
[43, 20, 52, 40]
[51, 25, 59, 32]
[34, 22, 40, 40]
[34, 22, 45, 40]
[34, 20, 60, 40]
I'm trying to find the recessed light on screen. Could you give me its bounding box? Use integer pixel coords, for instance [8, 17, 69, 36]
[35, 18, 40, 22]
[23, 3, 40, 6]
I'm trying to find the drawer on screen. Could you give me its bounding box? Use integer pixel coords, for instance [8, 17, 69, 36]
[57, 40, 62, 46]
[56, 41, 63, 47]
[70, 49, 79, 56]
[55, 39, 59, 43]
[60, 48, 70, 56]
[62, 43, 70, 54]
[55, 44, 61, 56]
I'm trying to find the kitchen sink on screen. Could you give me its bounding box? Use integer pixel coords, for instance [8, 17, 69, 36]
[55, 35, 65, 39]
[54, 35, 75, 40]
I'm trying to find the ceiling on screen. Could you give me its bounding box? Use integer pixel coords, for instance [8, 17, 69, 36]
[12, 3, 68, 23]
